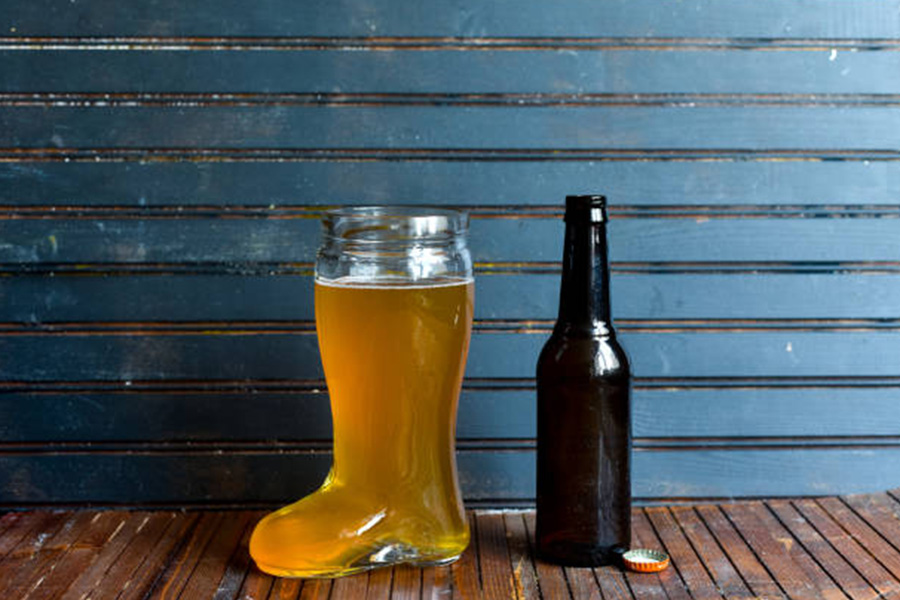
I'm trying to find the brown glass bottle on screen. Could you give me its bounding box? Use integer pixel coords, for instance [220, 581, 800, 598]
[536, 195, 631, 567]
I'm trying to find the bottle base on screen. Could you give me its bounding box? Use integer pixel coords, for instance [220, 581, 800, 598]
[537, 542, 627, 568]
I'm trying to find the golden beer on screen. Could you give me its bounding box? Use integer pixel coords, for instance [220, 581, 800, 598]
[250, 276, 474, 577]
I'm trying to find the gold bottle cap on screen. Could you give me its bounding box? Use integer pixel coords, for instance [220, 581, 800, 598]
[622, 548, 670, 573]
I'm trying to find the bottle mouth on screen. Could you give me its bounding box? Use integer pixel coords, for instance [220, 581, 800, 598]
[322, 206, 468, 243]
[565, 195, 607, 222]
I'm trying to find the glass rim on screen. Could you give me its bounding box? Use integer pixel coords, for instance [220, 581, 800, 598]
[321, 205, 469, 241]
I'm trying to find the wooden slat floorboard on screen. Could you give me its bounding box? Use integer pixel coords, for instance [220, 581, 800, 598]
[421, 563, 452, 600]
[748, 501, 849, 600]
[475, 513, 517, 600]
[592, 566, 632, 600]
[670, 506, 754, 599]
[720, 502, 822, 600]
[390, 565, 420, 600]
[330, 571, 369, 599]
[502, 512, 540, 600]
[268, 577, 302, 600]
[233, 559, 273, 600]
[59, 512, 152, 600]
[694, 504, 785, 599]
[89, 513, 181, 600]
[818, 496, 900, 584]
[0, 512, 82, 600]
[4, 492, 900, 599]
[631, 509, 689, 600]
[563, 566, 602, 600]
[767, 500, 879, 600]
[645, 507, 720, 600]
[366, 563, 392, 600]
[26, 512, 128, 600]
[523, 512, 570, 600]
[300, 577, 332, 600]
[145, 512, 225, 600]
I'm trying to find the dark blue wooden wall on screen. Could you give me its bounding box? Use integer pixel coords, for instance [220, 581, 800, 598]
[1, 0, 899, 507]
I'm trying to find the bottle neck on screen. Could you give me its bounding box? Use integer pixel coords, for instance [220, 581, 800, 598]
[555, 216, 612, 336]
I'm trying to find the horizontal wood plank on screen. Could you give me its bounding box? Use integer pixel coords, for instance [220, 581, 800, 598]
[1, 50, 896, 94]
[467, 331, 900, 378]
[3, 272, 900, 323]
[0, 330, 898, 380]
[1, 449, 899, 505]
[634, 388, 900, 439]
[0, 217, 898, 264]
[2, 161, 898, 207]
[2, 386, 899, 443]
[640, 450, 900, 500]
[3, 106, 900, 149]
[3, 0, 897, 38]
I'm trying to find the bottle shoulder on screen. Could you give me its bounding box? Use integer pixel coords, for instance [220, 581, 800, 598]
[537, 331, 630, 380]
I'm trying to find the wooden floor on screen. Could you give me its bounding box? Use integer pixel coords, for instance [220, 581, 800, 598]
[3, 491, 900, 599]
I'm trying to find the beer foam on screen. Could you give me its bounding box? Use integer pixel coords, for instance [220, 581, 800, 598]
[316, 276, 473, 289]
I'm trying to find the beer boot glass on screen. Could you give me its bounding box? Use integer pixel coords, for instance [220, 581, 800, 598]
[250, 206, 474, 578]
